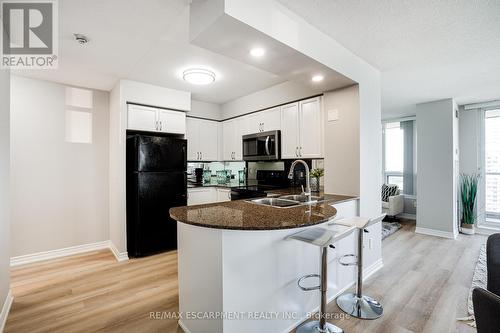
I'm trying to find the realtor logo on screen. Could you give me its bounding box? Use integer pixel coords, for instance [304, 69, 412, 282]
[1, 0, 58, 68]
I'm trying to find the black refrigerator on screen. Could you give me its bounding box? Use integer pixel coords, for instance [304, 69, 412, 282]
[126, 133, 187, 257]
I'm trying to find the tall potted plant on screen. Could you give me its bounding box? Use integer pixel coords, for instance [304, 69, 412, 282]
[460, 173, 479, 235]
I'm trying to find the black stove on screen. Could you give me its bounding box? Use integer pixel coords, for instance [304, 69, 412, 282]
[230, 170, 289, 200]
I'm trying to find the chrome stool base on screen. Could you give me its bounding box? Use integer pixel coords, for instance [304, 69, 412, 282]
[297, 321, 344, 333]
[336, 293, 383, 319]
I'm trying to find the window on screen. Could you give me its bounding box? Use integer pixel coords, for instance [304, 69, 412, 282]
[485, 109, 500, 218]
[382, 120, 415, 195]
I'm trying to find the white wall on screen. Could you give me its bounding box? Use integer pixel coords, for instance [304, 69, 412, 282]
[0, 68, 11, 328]
[221, 81, 317, 119]
[416, 99, 458, 237]
[323, 85, 360, 196]
[190, 100, 221, 120]
[10, 76, 110, 256]
[109, 80, 191, 254]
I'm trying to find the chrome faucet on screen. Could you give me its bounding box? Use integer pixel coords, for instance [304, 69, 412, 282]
[288, 159, 311, 201]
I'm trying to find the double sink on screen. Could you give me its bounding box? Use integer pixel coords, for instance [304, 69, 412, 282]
[248, 194, 324, 208]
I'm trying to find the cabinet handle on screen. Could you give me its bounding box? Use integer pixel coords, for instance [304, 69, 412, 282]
[295, 147, 298, 157]
[228, 192, 231, 200]
[155, 121, 158, 130]
[159, 121, 162, 131]
[299, 147, 302, 157]
[200, 152, 203, 160]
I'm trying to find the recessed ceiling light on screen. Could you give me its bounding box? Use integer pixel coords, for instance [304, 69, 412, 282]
[250, 47, 266, 57]
[312, 75, 324, 82]
[182, 68, 216, 85]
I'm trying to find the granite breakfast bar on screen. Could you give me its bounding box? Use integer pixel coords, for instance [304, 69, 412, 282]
[169, 194, 382, 333]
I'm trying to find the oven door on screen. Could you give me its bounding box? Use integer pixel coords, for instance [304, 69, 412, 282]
[242, 130, 280, 161]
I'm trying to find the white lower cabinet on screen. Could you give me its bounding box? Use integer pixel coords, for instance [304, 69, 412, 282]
[216, 189, 231, 203]
[187, 188, 217, 206]
[187, 188, 232, 206]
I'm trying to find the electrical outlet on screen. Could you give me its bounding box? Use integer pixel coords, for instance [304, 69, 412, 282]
[327, 109, 339, 121]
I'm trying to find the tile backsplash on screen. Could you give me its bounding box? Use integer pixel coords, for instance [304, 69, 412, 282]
[187, 161, 246, 179]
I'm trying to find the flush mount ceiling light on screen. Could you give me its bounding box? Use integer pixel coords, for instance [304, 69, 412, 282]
[312, 75, 324, 83]
[250, 47, 265, 57]
[182, 68, 216, 85]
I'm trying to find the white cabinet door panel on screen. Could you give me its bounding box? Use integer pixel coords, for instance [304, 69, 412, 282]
[199, 120, 218, 161]
[216, 189, 231, 202]
[233, 117, 245, 160]
[127, 105, 157, 132]
[188, 188, 217, 206]
[186, 117, 199, 161]
[261, 107, 281, 132]
[245, 113, 260, 134]
[158, 109, 186, 134]
[299, 98, 322, 158]
[222, 120, 235, 160]
[280, 102, 300, 159]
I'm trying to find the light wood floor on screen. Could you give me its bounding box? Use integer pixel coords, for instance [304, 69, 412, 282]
[5, 220, 485, 333]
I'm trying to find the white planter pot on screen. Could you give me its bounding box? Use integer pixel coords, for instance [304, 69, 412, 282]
[461, 224, 475, 235]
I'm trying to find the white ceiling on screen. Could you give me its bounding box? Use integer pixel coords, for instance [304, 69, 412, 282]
[278, 0, 500, 117]
[14, 0, 351, 105]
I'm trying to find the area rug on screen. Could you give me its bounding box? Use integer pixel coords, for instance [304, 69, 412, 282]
[381, 221, 402, 240]
[457, 244, 487, 327]
[468, 244, 487, 315]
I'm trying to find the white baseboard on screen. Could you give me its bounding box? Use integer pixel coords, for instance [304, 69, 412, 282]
[398, 213, 416, 220]
[10, 240, 129, 267]
[108, 241, 129, 262]
[415, 227, 457, 239]
[0, 290, 13, 333]
[282, 258, 384, 333]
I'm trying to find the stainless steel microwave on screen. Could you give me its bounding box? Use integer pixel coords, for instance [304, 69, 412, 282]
[242, 130, 280, 161]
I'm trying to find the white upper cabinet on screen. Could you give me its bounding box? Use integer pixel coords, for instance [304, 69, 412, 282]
[198, 120, 218, 161]
[186, 117, 198, 161]
[299, 98, 322, 158]
[127, 104, 186, 135]
[280, 102, 300, 159]
[158, 109, 186, 134]
[222, 118, 245, 160]
[127, 105, 158, 132]
[245, 107, 281, 134]
[186, 117, 218, 161]
[280, 97, 323, 159]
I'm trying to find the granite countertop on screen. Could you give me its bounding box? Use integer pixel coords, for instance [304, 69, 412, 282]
[169, 192, 358, 231]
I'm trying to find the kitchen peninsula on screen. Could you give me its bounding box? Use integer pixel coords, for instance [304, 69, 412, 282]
[169, 193, 382, 333]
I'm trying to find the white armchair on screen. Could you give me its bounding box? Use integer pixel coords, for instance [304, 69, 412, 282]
[382, 194, 404, 217]
[381, 184, 404, 218]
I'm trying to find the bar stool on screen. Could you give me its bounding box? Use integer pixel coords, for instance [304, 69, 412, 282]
[287, 225, 356, 333]
[334, 214, 386, 319]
